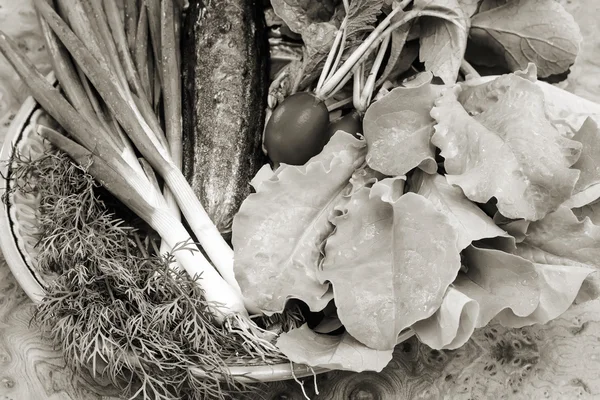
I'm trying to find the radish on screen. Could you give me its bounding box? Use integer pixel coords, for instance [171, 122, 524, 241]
[327, 109, 363, 139]
[264, 91, 329, 165]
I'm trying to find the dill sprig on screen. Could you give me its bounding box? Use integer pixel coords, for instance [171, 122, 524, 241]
[7, 148, 303, 400]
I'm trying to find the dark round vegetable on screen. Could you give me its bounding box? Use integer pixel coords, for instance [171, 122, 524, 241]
[326, 110, 363, 139]
[264, 92, 330, 165]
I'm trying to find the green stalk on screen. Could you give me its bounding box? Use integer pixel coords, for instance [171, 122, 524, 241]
[157, 0, 184, 260]
[84, 0, 131, 98]
[36, 0, 97, 126]
[173, 0, 181, 70]
[359, 33, 391, 112]
[160, 0, 182, 170]
[75, 66, 125, 149]
[352, 63, 363, 112]
[130, 92, 169, 150]
[316, 7, 413, 99]
[145, 0, 162, 86]
[315, 18, 347, 92]
[318, 6, 465, 99]
[146, 0, 163, 111]
[460, 59, 481, 79]
[55, 0, 110, 70]
[0, 30, 121, 162]
[134, 5, 152, 102]
[104, 0, 146, 98]
[41, 0, 142, 176]
[124, 0, 138, 55]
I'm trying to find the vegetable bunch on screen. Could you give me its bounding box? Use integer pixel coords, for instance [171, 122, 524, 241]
[1, 0, 600, 396]
[0, 0, 288, 396]
[232, 0, 600, 373]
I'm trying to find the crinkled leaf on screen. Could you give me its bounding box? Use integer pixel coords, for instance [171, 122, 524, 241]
[462, 72, 600, 134]
[412, 287, 478, 350]
[563, 118, 600, 208]
[516, 206, 600, 302]
[494, 263, 594, 327]
[457, 64, 538, 113]
[431, 73, 582, 221]
[563, 184, 600, 210]
[470, 0, 582, 77]
[232, 133, 366, 313]
[515, 206, 600, 303]
[320, 179, 461, 350]
[516, 206, 600, 269]
[453, 246, 540, 327]
[331, 166, 387, 223]
[415, 0, 470, 84]
[276, 324, 393, 372]
[573, 201, 600, 225]
[412, 171, 510, 250]
[363, 76, 440, 176]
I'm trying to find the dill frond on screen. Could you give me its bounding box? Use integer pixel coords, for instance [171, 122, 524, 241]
[7, 147, 303, 400]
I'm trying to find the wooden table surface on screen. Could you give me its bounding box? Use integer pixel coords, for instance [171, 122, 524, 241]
[1, 1, 599, 399]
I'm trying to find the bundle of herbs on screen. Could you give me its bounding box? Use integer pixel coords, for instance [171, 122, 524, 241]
[0, 0, 304, 399]
[7, 148, 298, 399]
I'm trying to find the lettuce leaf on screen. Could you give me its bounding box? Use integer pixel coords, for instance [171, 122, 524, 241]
[573, 201, 600, 225]
[412, 171, 511, 250]
[411, 287, 478, 350]
[461, 70, 600, 134]
[515, 206, 600, 269]
[515, 206, 600, 302]
[494, 263, 593, 327]
[276, 324, 393, 372]
[415, 247, 593, 348]
[232, 132, 366, 313]
[319, 178, 461, 350]
[363, 76, 440, 176]
[431, 72, 582, 221]
[453, 246, 540, 327]
[563, 118, 600, 208]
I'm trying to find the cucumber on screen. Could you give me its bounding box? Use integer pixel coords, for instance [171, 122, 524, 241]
[181, 0, 268, 239]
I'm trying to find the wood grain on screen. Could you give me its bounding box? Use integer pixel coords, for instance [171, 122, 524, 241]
[0, 0, 599, 399]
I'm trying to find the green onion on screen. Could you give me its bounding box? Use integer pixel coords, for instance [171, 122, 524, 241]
[32, 0, 248, 303]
